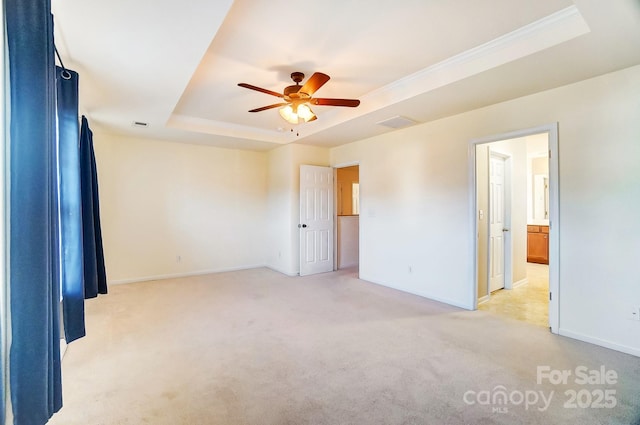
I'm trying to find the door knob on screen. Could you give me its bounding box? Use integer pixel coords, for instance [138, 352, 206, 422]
[503, 228, 510, 232]
[298, 224, 307, 228]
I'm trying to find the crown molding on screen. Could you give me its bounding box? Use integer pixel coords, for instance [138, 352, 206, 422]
[296, 5, 590, 141]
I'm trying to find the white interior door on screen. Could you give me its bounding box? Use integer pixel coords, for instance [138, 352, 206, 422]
[299, 165, 334, 276]
[489, 153, 506, 292]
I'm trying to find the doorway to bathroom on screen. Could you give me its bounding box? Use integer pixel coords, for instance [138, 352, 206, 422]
[471, 124, 559, 332]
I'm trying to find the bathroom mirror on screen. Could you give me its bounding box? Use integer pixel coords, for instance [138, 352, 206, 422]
[532, 174, 549, 222]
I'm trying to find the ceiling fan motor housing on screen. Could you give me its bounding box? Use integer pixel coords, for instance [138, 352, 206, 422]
[284, 84, 303, 97]
[284, 72, 307, 98]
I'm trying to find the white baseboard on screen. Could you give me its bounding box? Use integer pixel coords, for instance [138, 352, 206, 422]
[512, 278, 528, 289]
[108, 264, 266, 285]
[359, 275, 474, 310]
[477, 295, 490, 305]
[265, 265, 298, 277]
[558, 328, 640, 358]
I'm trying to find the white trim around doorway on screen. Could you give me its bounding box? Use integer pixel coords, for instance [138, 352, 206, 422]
[469, 123, 559, 333]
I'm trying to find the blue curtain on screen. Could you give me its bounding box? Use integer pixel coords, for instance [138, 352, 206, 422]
[57, 67, 86, 342]
[5, 0, 63, 424]
[80, 116, 108, 298]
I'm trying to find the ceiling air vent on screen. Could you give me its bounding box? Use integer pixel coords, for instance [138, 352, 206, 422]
[376, 115, 418, 129]
[132, 121, 148, 128]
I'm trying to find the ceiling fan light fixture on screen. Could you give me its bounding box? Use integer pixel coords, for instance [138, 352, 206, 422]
[297, 104, 316, 122]
[278, 103, 316, 124]
[279, 104, 299, 124]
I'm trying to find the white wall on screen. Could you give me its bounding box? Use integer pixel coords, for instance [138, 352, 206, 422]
[94, 135, 329, 281]
[93, 134, 268, 283]
[265, 144, 294, 275]
[338, 216, 359, 269]
[330, 65, 640, 356]
[476, 144, 490, 299]
[332, 129, 475, 308]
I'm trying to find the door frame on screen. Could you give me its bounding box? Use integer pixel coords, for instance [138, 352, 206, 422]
[333, 161, 360, 271]
[487, 150, 512, 294]
[469, 123, 559, 333]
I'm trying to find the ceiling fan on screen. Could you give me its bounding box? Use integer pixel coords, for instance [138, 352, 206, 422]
[238, 72, 360, 124]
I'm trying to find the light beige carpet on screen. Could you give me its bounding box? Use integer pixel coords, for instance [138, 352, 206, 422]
[48, 268, 640, 425]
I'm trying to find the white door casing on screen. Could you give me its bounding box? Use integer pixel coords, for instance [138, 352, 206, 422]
[470, 124, 558, 334]
[489, 153, 506, 292]
[299, 165, 334, 276]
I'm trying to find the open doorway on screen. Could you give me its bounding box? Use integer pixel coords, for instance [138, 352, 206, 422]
[471, 125, 559, 332]
[335, 165, 359, 273]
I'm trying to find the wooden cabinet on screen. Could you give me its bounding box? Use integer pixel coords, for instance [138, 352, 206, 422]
[527, 225, 549, 264]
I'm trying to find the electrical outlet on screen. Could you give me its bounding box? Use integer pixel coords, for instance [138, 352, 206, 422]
[628, 306, 640, 321]
[176, 255, 182, 263]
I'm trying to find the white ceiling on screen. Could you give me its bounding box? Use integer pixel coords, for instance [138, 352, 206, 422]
[52, 0, 640, 151]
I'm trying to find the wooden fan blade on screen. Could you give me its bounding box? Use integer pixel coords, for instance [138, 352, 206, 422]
[238, 83, 284, 98]
[300, 72, 330, 96]
[248, 103, 288, 113]
[310, 98, 360, 107]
